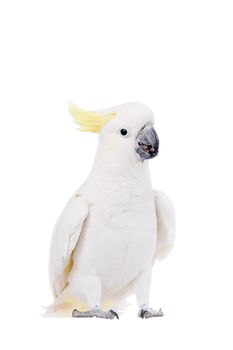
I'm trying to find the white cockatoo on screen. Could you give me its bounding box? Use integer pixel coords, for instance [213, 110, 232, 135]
[48, 102, 175, 319]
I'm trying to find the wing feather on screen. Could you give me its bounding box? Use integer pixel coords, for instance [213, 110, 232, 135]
[49, 194, 89, 297]
[154, 190, 176, 261]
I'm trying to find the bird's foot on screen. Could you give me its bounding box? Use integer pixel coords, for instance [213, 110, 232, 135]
[138, 305, 164, 319]
[72, 307, 119, 319]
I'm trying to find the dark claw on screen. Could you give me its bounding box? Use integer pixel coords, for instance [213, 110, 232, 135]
[72, 309, 79, 317]
[109, 310, 119, 319]
[140, 310, 147, 319]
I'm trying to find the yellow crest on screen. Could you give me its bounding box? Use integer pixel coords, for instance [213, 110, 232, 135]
[68, 102, 116, 133]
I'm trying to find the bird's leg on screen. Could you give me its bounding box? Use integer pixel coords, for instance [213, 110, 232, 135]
[134, 268, 163, 318]
[72, 306, 119, 319]
[68, 273, 119, 319]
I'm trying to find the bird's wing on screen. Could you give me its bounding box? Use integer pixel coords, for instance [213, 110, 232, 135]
[153, 190, 176, 262]
[49, 193, 89, 298]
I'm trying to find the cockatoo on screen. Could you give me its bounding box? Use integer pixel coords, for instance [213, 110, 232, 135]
[48, 102, 175, 319]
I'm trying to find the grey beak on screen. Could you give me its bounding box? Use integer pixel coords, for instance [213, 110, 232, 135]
[136, 125, 159, 160]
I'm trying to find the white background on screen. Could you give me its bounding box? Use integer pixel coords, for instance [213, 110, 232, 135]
[0, 0, 232, 348]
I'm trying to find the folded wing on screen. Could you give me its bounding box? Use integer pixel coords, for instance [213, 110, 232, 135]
[153, 190, 176, 261]
[49, 194, 89, 297]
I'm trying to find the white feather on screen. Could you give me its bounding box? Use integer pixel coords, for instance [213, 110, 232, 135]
[49, 194, 89, 297]
[153, 190, 176, 261]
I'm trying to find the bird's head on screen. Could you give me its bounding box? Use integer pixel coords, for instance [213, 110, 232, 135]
[69, 102, 159, 164]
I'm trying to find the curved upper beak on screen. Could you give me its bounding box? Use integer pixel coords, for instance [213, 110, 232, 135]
[136, 125, 159, 160]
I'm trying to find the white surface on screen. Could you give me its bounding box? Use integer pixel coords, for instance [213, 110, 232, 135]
[0, 0, 232, 349]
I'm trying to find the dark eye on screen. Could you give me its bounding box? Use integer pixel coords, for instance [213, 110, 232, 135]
[120, 129, 128, 136]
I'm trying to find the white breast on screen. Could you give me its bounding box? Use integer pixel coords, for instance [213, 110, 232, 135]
[72, 178, 157, 294]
